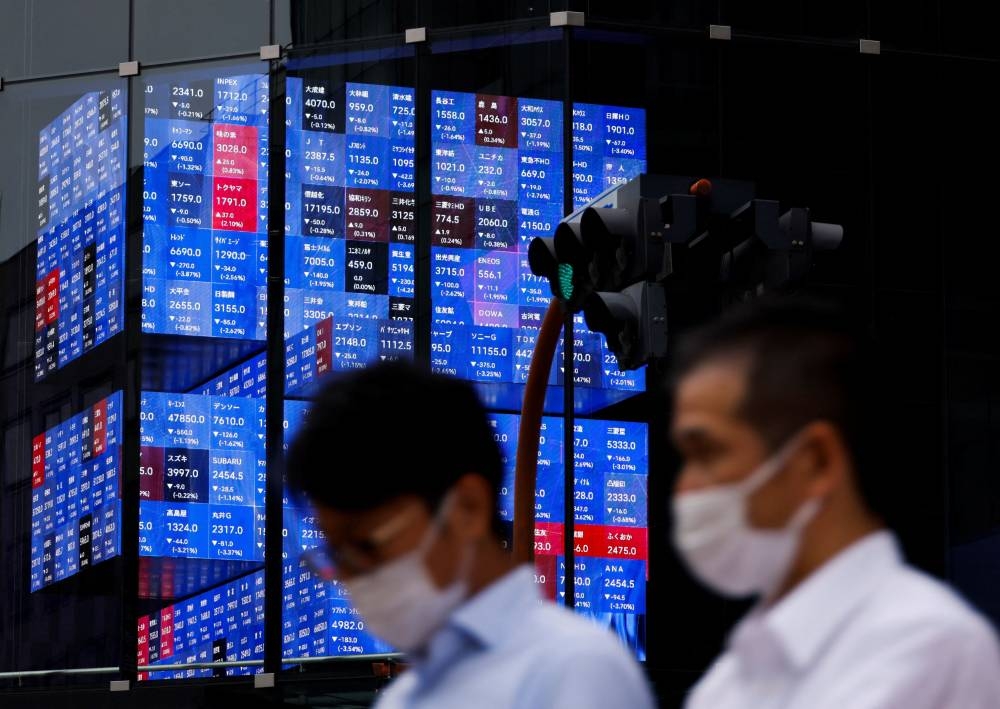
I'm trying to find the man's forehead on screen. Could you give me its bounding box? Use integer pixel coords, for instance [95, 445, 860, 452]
[314, 495, 422, 538]
[674, 355, 750, 419]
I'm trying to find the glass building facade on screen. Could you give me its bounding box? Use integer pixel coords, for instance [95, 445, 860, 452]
[1, 2, 999, 707]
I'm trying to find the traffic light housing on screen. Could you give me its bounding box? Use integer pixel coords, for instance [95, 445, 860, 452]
[583, 282, 667, 371]
[528, 174, 844, 372]
[720, 200, 845, 294]
[528, 175, 719, 312]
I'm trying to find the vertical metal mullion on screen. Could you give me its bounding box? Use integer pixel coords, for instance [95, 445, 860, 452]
[118, 28, 141, 680]
[263, 58, 287, 676]
[414, 39, 431, 366]
[561, 25, 576, 610]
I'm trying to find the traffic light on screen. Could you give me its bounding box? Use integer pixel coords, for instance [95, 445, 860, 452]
[527, 200, 655, 313]
[527, 175, 712, 313]
[526, 236, 573, 304]
[564, 175, 725, 369]
[553, 205, 647, 307]
[528, 174, 844, 372]
[583, 281, 667, 371]
[720, 200, 845, 294]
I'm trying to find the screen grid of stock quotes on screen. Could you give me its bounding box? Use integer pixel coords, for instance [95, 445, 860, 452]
[429, 92, 646, 392]
[30, 392, 123, 591]
[29, 70, 650, 671]
[35, 89, 126, 380]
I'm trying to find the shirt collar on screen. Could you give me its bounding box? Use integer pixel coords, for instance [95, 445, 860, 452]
[404, 565, 538, 694]
[732, 530, 902, 671]
[448, 564, 540, 650]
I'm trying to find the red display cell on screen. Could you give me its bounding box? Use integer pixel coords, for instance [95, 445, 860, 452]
[574, 524, 649, 561]
[213, 124, 258, 180]
[431, 195, 476, 248]
[139, 446, 165, 501]
[91, 398, 107, 457]
[159, 606, 175, 660]
[475, 94, 518, 148]
[315, 317, 332, 376]
[32, 434, 45, 488]
[212, 177, 257, 232]
[137, 614, 150, 677]
[44, 269, 60, 324]
[533, 554, 558, 601]
[534, 520, 564, 557]
[345, 188, 390, 242]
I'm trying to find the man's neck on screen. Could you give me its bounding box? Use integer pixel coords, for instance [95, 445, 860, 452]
[467, 540, 518, 596]
[770, 511, 884, 605]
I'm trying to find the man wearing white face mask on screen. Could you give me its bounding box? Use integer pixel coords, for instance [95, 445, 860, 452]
[287, 361, 655, 709]
[670, 297, 1000, 709]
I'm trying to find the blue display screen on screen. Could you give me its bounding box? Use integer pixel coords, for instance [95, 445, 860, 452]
[139, 391, 266, 561]
[279, 402, 646, 659]
[283, 79, 415, 395]
[134, 87, 648, 668]
[197, 351, 268, 399]
[30, 391, 124, 591]
[136, 397, 389, 668]
[34, 89, 127, 380]
[280, 504, 393, 659]
[490, 412, 648, 659]
[279, 400, 393, 658]
[429, 92, 646, 393]
[139, 569, 265, 679]
[571, 103, 647, 209]
[142, 73, 270, 338]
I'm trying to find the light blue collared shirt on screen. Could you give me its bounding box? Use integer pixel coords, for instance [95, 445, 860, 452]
[373, 565, 655, 709]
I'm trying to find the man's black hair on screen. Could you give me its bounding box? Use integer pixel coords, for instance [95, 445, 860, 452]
[671, 296, 884, 518]
[286, 361, 505, 535]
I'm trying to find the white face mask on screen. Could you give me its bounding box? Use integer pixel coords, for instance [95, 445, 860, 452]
[672, 436, 821, 599]
[342, 497, 470, 653]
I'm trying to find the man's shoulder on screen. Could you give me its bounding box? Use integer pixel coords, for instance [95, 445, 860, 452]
[372, 598, 652, 709]
[522, 600, 630, 647]
[505, 602, 654, 707]
[858, 563, 998, 649]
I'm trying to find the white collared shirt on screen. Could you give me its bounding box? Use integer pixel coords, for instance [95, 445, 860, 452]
[685, 531, 1000, 709]
[373, 565, 654, 709]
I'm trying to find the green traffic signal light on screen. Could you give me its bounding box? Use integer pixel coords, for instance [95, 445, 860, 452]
[556, 263, 574, 301]
[528, 233, 587, 311]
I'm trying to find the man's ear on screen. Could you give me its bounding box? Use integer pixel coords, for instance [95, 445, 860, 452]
[449, 473, 493, 541]
[798, 420, 851, 499]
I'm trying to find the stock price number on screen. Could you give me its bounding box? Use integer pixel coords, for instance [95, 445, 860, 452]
[166, 521, 199, 533]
